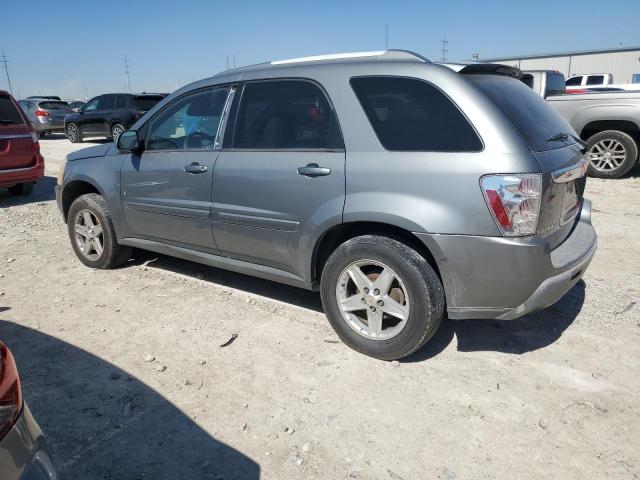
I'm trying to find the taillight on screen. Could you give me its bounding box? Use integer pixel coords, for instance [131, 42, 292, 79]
[481, 174, 542, 236]
[0, 342, 23, 440]
[35, 110, 48, 116]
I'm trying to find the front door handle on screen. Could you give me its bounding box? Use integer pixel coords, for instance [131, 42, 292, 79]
[184, 162, 208, 174]
[297, 163, 331, 177]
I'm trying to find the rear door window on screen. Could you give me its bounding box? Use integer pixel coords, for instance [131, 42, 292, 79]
[0, 96, 25, 125]
[232, 80, 343, 149]
[350, 76, 482, 152]
[115, 95, 127, 110]
[468, 74, 575, 152]
[565, 76, 582, 86]
[586, 75, 604, 86]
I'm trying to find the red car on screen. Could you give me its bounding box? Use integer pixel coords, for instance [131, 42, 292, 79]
[0, 90, 44, 196]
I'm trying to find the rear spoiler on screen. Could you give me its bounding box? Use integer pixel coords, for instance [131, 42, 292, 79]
[458, 64, 523, 79]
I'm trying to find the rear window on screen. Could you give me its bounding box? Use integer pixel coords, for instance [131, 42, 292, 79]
[38, 101, 68, 110]
[134, 96, 164, 112]
[546, 74, 566, 96]
[350, 76, 482, 152]
[0, 96, 25, 125]
[468, 75, 574, 152]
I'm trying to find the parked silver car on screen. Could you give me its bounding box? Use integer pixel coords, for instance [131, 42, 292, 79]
[0, 341, 57, 479]
[55, 50, 596, 359]
[17, 98, 73, 138]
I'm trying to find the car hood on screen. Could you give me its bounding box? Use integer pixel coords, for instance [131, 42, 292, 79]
[67, 143, 115, 161]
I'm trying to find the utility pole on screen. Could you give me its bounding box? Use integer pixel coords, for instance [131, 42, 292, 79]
[440, 34, 448, 62]
[385, 24, 389, 49]
[226, 54, 230, 70]
[472, 53, 479, 61]
[123, 55, 132, 93]
[1, 51, 13, 95]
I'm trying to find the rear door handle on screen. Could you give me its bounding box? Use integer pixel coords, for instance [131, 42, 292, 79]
[184, 162, 208, 174]
[297, 163, 331, 177]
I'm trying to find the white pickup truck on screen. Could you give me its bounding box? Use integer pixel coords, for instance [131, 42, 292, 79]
[566, 73, 640, 93]
[522, 69, 640, 178]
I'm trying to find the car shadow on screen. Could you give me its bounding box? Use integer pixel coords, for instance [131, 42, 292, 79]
[132, 252, 585, 362]
[0, 175, 57, 206]
[0, 320, 260, 479]
[133, 250, 323, 312]
[404, 280, 586, 362]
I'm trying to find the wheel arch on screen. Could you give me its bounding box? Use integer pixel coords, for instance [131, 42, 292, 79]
[311, 221, 442, 283]
[580, 119, 640, 144]
[61, 179, 102, 223]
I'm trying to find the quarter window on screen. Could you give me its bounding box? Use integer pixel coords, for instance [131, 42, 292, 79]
[146, 87, 230, 151]
[232, 80, 342, 149]
[351, 76, 482, 152]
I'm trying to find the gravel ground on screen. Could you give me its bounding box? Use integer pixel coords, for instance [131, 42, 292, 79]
[1, 135, 639, 479]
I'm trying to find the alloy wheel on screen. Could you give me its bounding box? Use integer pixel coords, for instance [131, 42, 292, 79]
[67, 124, 78, 142]
[73, 209, 104, 261]
[335, 259, 410, 340]
[588, 139, 626, 173]
[112, 125, 124, 142]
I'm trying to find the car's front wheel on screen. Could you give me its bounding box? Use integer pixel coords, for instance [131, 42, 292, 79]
[66, 123, 82, 143]
[586, 130, 638, 178]
[67, 193, 131, 269]
[320, 235, 445, 360]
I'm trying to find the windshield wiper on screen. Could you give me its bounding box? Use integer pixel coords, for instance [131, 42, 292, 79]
[547, 132, 588, 152]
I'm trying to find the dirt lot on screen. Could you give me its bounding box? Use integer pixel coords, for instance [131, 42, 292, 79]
[1, 135, 639, 479]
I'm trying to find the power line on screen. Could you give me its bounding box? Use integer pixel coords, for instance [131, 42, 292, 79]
[441, 34, 448, 62]
[123, 55, 132, 93]
[1, 51, 13, 95]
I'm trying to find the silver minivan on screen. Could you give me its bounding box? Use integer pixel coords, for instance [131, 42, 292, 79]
[55, 50, 597, 360]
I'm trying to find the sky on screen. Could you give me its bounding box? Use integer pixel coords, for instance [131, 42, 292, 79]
[1, 0, 639, 100]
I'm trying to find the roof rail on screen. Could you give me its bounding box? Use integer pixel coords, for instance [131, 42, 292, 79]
[270, 49, 429, 65]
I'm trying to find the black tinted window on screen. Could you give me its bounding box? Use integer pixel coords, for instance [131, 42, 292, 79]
[468, 75, 574, 152]
[38, 101, 68, 110]
[115, 96, 127, 109]
[147, 87, 230, 151]
[98, 95, 115, 110]
[565, 76, 582, 86]
[233, 80, 342, 149]
[586, 75, 604, 85]
[351, 77, 482, 152]
[134, 95, 164, 112]
[0, 96, 25, 125]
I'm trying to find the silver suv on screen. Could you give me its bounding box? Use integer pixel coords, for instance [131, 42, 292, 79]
[55, 51, 597, 360]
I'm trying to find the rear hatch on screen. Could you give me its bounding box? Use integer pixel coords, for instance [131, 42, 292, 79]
[465, 73, 587, 247]
[37, 100, 72, 122]
[0, 94, 37, 170]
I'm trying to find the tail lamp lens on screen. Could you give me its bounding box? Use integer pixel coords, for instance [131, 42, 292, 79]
[481, 174, 542, 236]
[35, 110, 48, 117]
[0, 342, 22, 440]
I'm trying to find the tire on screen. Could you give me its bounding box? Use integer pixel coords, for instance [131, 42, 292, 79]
[67, 193, 131, 269]
[66, 123, 82, 143]
[39, 131, 46, 139]
[110, 123, 125, 142]
[7, 182, 34, 196]
[586, 130, 638, 178]
[320, 235, 445, 360]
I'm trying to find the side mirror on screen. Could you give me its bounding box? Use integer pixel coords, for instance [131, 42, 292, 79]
[117, 130, 142, 152]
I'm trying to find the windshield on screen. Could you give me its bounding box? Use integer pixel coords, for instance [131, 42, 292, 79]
[134, 95, 164, 112]
[0, 95, 25, 125]
[467, 75, 575, 152]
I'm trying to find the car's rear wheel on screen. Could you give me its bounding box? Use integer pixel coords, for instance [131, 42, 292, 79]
[320, 235, 445, 360]
[39, 131, 46, 139]
[110, 123, 125, 142]
[7, 182, 34, 196]
[66, 123, 82, 143]
[586, 130, 638, 178]
[67, 193, 131, 269]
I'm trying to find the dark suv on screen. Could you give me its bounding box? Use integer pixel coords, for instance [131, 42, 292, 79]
[64, 93, 166, 143]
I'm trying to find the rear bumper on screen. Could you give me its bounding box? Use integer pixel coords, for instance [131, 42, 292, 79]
[0, 154, 45, 188]
[0, 404, 57, 480]
[34, 119, 65, 132]
[415, 199, 597, 320]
